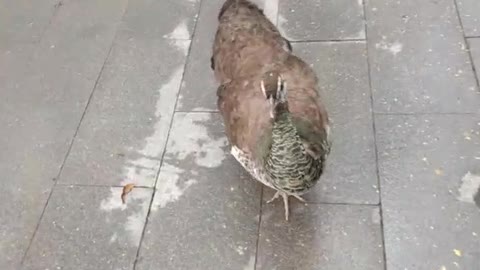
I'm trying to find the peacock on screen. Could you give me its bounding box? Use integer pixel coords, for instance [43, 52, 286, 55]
[211, 0, 332, 220]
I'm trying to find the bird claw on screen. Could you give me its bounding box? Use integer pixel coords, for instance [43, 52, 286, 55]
[266, 191, 306, 221]
[292, 194, 306, 203]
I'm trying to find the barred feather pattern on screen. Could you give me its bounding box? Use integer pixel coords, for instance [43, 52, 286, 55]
[264, 112, 327, 195]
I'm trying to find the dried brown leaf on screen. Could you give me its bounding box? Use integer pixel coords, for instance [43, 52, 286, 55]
[121, 183, 135, 204]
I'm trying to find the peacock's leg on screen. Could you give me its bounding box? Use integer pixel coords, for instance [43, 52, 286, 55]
[266, 190, 306, 220]
[281, 192, 289, 221]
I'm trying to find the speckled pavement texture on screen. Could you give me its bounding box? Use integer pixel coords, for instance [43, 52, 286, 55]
[1, 0, 479, 269]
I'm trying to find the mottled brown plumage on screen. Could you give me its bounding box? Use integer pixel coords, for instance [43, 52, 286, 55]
[212, 0, 331, 220]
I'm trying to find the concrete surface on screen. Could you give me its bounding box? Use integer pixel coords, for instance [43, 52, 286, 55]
[1, 0, 479, 269]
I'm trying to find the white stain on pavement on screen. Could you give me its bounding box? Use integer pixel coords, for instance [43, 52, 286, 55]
[100, 20, 191, 244]
[164, 19, 190, 40]
[151, 113, 228, 210]
[100, 187, 151, 245]
[376, 40, 403, 56]
[458, 172, 480, 205]
[106, 66, 185, 242]
[166, 21, 191, 55]
[173, 40, 190, 56]
[166, 113, 228, 168]
[151, 163, 198, 211]
[121, 66, 185, 187]
[139, 68, 185, 158]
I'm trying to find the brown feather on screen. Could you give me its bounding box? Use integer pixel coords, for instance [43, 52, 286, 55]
[213, 0, 329, 161]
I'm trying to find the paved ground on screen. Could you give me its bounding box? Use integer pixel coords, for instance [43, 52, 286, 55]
[1, 0, 480, 269]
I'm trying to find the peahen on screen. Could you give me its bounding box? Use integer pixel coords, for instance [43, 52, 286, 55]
[211, 0, 332, 220]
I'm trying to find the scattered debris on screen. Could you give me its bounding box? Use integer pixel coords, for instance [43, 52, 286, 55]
[463, 131, 472, 141]
[121, 183, 135, 204]
[375, 40, 403, 55]
[453, 249, 462, 257]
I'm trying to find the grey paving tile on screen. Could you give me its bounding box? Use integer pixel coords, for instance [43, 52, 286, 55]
[376, 115, 480, 270]
[256, 204, 384, 270]
[457, 0, 480, 37]
[136, 112, 261, 270]
[176, 0, 224, 112]
[278, 0, 365, 41]
[366, 0, 480, 113]
[120, 0, 200, 40]
[469, 38, 480, 81]
[290, 42, 378, 204]
[0, 0, 58, 51]
[0, 0, 126, 269]
[22, 186, 152, 270]
[0, 43, 34, 93]
[60, 34, 190, 187]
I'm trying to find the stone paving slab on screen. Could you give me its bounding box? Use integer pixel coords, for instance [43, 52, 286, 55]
[136, 112, 261, 270]
[376, 114, 480, 270]
[278, 0, 365, 41]
[120, 0, 199, 40]
[0, 0, 126, 269]
[60, 32, 190, 187]
[3, 0, 480, 269]
[457, 0, 480, 37]
[468, 38, 480, 81]
[366, 0, 480, 113]
[291, 41, 379, 204]
[0, 0, 58, 50]
[22, 186, 152, 270]
[176, 0, 224, 112]
[256, 204, 384, 270]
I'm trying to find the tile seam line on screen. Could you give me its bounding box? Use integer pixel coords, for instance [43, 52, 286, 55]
[19, 0, 130, 265]
[362, 0, 389, 269]
[452, 0, 480, 92]
[131, 0, 205, 268]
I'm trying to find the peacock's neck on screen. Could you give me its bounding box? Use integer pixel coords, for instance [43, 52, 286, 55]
[270, 111, 304, 156]
[263, 108, 322, 193]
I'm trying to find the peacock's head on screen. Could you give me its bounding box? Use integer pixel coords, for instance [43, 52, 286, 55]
[260, 71, 288, 118]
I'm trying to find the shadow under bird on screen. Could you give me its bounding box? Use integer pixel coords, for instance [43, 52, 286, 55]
[211, 0, 332, 220]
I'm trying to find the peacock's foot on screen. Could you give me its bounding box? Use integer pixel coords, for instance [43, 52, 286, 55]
[266, 191, 306, 221]
[291, 193, 306, 203]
